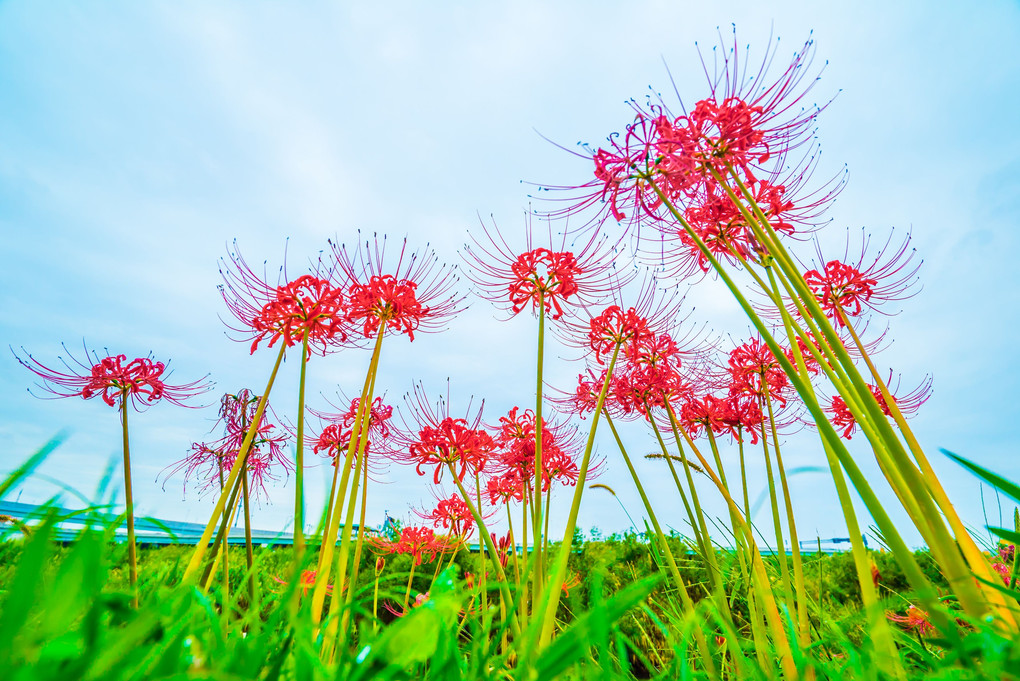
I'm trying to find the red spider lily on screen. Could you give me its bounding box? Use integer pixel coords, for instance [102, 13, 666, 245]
[827, 374, 932, 439]
[657, 176, 797, 278]
[992, 562, 1012, 586]
[397, 384, 495, 484]
[495, 532, 514, 568]
[162, 389, 292, 500]
[273, 569, 335, 597]
[999, 544, 1015, 563]
[310, 396, 397, 477]
[413, 493, 477, 537]
[680, 394, 739, 440]
[488, 406, 587, 492]
[561, 571, 582, 596]
[612, 362, 689, 419]
[370, 526, 457, 566]
[886, 605, 935, 636]
[328, 233, 465, 341]
[547, 368, 610, 421]
[802, 229, 921, 328]
[727, 337, 792, 407]
[720, 393, 765, 444]
[462, 216, 624, 320]
[218, 244, 352, 357]
[556, 276, 689, 365]
[585, 306, 654, 365]
[540, 32, 835, 243]
[14, 343, 211, 411]
[384, 591, 431, 618]
[486, 472, 527, 505]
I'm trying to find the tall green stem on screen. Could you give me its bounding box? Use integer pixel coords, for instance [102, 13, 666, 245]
[119, 393, 138, 608]
[537, 343, 620, 646]
[294, 333, 310, 562]
[311, 328, 385, 625]
[533, 297, 546, 602]
[216, 457, 231, 612]
[763, 390, 809, 644]
[241, 461, 255, 610]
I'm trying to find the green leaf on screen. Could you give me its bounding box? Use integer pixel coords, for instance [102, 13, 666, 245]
[0, 436, 63, 500]
[943, 450, 1020, 504]
[530, 574, 660, 679]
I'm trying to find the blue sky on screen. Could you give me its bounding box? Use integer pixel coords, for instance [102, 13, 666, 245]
[1, 1, 1018, 548]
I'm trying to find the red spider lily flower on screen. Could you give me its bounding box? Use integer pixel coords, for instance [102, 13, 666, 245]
[462, 216, 625, 320]
[274, 568, 335, 597]
[486, 471, 528, 505]
[660, 176, 797, 277]
[397, 384, 495, 484]
[495, 532, 514, 569]
[413, 493, 478, 537]
[586, 306, 654, 365]
[720, 393, 765, 444]
[328, 233, 466, 341]
[489, 406, 587, 492]
[556, 276, 689, 366]
[370, 526, 457, 566]
[162, 389, 292, 500]
[612, 362, 689, 418]
[384, 591, 431, 618]
[680, 394, 738, 440]
[310, 395, 397, 478]
[992, 562, 1012, 586]
[999, 544, 1015, 563]
[543, 447, 581, 488]
[561, 571, 582, 596]
[727, 337, 792, 407]
[539, 32, 836, 246]
[802, 228, 920, 328]
[827, 373, 932, 439]
[218, 244, 353, 357]
[886, 605, 935, 636]
[14, 343, 211, 411]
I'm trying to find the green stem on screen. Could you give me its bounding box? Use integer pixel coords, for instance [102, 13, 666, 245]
[294, 333, 310, 561]
[120, 394, 138, 608]
[537, 344, 621, 647]
[241, 460, 255, 611]
[447, 462, 522, 640]
[758, 411, 792, 602]
[533, 297, 546, 602]
[763, 389, 809, 644]
[403, 561, 418, 612]
[311, 328, 385, 625]
[216, 456, 231, 614]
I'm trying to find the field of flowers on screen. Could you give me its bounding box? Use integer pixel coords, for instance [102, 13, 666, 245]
[3, 32, 1020, 680]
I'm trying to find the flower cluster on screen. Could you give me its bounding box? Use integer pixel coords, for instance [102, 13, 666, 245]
[414, 493, 477, 537]
[330, 234, 465, 342]
[219, 247, 351, 357]
[802, 230, 920, 328]
[486, 407, 582, 498]
[14, 344, 210, 411]
[312, 396, 396, 475]
[371, 526, 457, 566]
[163, 389, 291, 499]
[462, 218, 624, 320]
[827, 374, 932, 440]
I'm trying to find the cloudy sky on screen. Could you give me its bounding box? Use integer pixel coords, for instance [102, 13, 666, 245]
[1, 1, 1018, 549]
